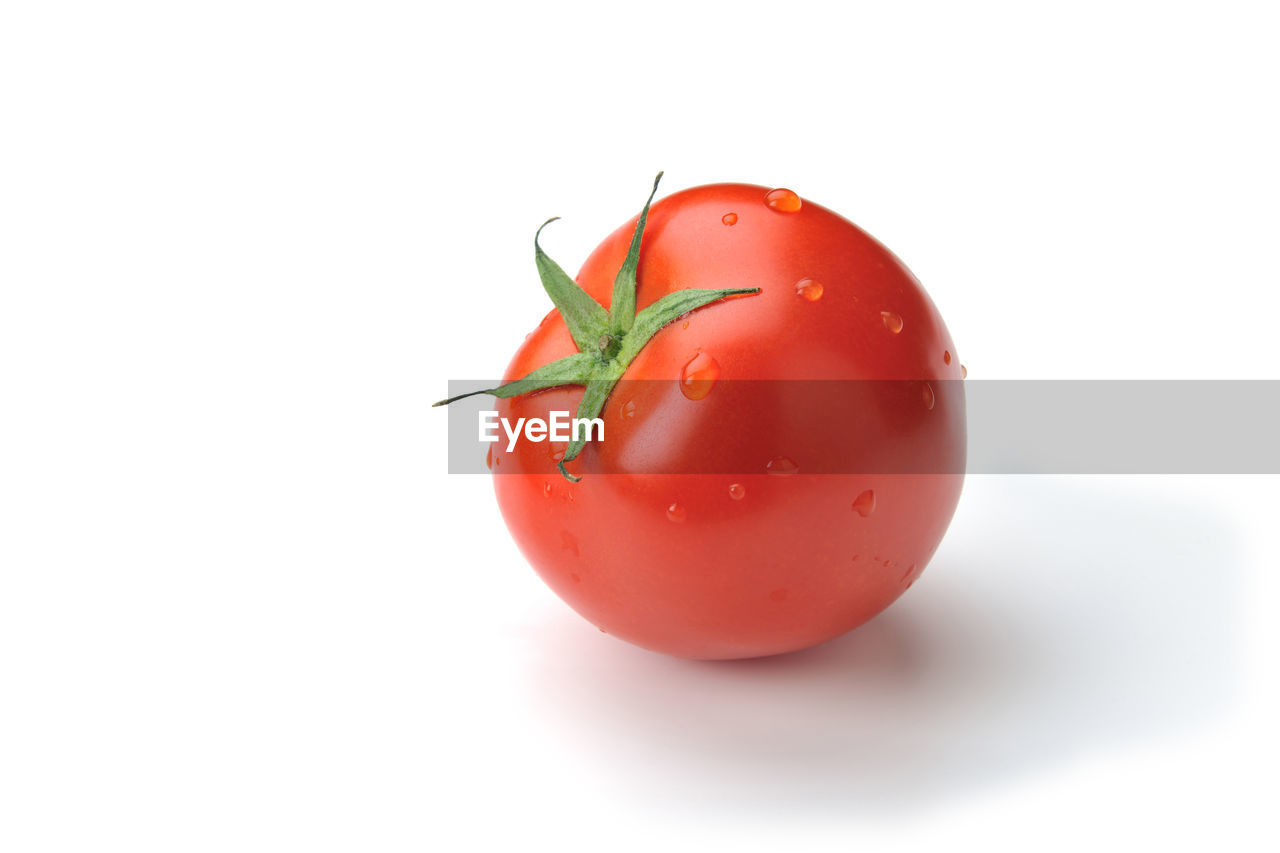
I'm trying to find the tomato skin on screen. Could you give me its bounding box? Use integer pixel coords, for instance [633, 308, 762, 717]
[491, 183, 965, 659]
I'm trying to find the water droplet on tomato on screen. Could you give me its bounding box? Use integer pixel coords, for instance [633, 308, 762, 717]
[621, 399, 637, 419]
[769, 588, 789, 603]
[961, 364, 968, 378]
[852, 489, 876, 517]
[543, 482, 553, 498]
[795, 278, 824, 301]
[728, 483, 746, 500]
[485, 445, 493, 470]
[722, 212, 738, 225]
[680, 352, 720, 400]
[901, 565, 915, 583]
[570, 572, 581, 583]
[922, 382, 935, 410]
[766, 456, 799, 476]
[764, 188, 802, 213]
[851, 554, 860, 562]
[549, 443, 566, 462]
[881, 311, 903, 334]
[943, 350, 952, 365]
[666, 502, 687, 523]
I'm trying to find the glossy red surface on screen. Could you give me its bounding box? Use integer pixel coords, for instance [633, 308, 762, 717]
[492, 184, 965, 659]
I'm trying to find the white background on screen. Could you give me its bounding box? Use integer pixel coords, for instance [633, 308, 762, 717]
[2, 2, 1278, 850]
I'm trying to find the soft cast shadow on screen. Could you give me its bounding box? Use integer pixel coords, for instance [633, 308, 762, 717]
[524, 478, 1237, 815]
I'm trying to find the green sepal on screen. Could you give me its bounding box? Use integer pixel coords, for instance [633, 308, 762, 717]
[555, 286, 760, 478]
[434, 174, 763, 482]
[556, 360, 626, 482]
[608, 171, 663, 337]
[431, 352, 596, 407]
[534, 218, 610, 353]
[616, 287, 760, 364]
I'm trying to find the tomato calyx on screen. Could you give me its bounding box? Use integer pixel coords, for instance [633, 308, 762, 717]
[433, 173, 760, 482]
[596, 333, 622, 361]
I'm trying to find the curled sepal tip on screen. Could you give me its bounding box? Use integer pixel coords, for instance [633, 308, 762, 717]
[534, 219, 610, 353]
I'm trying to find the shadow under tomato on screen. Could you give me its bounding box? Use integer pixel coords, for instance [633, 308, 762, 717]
[522, 477, 1238, 816]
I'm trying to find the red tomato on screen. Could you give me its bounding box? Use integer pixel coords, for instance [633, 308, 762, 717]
[489, 183, 964, 659]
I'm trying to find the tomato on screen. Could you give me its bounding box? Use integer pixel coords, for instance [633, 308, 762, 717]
[476, 180, 964, 659]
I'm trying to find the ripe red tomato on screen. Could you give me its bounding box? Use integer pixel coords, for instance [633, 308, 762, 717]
[485, 181, 964, 659]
